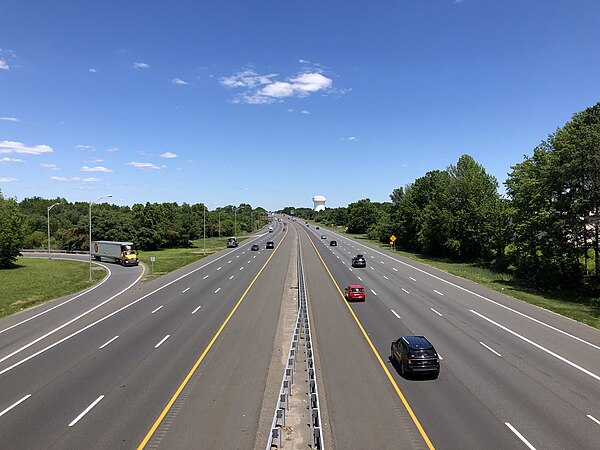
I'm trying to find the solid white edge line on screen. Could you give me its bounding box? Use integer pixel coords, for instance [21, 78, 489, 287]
[402, 288, 410, 294]
[182, 287, 190, 293]
[479, 341, 502, 357]
[391, 310, 401, 319]
[431, 308, 443, 316]
[69, 395, 104, 427]
[505, 422, 536, 450]
[151, 305, 163, 314]
[155, 335, 170, 348]
[587, 414, 600, 426]
[191, 305, 202, 315]
[370, 289, 378, 296]
[99, 335, 119, 349]
[0, 394, 31, 418]
[215, 288, 221, 294]
[0, 244, 247, 375]
[434, 290, 444, 296]
[0, 265, 139, 365]
[326, 229, 600, 351]
[0, 261, 113, 335]
[471, 310, 600, 382]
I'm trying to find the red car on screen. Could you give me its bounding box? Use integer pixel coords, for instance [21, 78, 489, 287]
[345, 285, 366, 302]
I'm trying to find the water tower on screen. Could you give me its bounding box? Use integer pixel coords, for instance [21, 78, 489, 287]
[313, 195, 326, 212]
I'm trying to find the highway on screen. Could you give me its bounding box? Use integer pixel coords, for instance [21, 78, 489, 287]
[0, 218, 599, 449]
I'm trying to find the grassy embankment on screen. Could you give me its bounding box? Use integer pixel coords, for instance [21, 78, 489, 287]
[331, 228, 600, 329]
[0, 237, 243, 319]
[0, 257, 106, 319]
[137, 237, 233, 280]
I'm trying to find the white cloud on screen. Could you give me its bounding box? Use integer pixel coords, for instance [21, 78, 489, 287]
[81, 166, 113, 173]
[89, 68, 97, 73]
[340, 136, 358, 141]
[0, 177, 17, 182]
[160, 152, 177, 158]
[222, 68, 334, 104]
[86, 157, 104, 163]
[287, 109, 294, 113]
[133, 62, 150, 69]
[40, 163, 60, 170]
[106, 147, 120, 152]
[0, 117, 18, 122]
[126, 161, 166, 170]
[0, 140, 54, 155]
[74, 144, 95, 151]
[50, 176, 100, 182]
[0, 58, 9, 71]
[301, 110, 310, 115]
[219, 70, 277, 89]
[299, 59, 310, 64]
[1, 157, 24, 163]
[172, 78, 188, 85]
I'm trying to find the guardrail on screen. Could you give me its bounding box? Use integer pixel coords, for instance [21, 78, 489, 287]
[266, 239, 323, 449]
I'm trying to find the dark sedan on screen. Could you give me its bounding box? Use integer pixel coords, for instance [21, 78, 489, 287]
[391, 336, 440, 378]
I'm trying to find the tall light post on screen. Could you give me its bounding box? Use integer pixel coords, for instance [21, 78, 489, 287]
[233, 206, 237, 239]
[89, 194, 112, 281]
[47, 202, 61, 259]
[203, 204, 206, 255]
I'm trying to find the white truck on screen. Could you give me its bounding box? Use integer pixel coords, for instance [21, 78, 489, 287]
[92, 241, 139, 266]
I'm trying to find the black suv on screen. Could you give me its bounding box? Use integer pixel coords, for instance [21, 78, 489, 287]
[351, 254, 366, 268]
[391, 336, 440, 378]
[266, 241, 275, 249]
[330, 240, 337, 246]
[251, 244, 259, 251]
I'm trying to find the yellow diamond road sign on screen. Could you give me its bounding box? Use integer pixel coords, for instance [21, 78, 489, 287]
[390, 235, 396, 242]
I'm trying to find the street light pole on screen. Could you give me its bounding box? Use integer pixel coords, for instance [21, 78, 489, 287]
[47, 202, 60, 259]
[203, 204, 206, 255]
[233, 206, 237, 239]
[89, 194, 112, 281]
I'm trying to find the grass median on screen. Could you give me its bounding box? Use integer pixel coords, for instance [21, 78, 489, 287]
[328, 228, 600, 330]
[0, 257, 106, 319]
[137, 237, 238, 280]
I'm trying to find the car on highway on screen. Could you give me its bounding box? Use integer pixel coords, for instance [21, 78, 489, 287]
[390, 336, 440, 378]
[330, 240, 337, 246]
[316, 226, 320, 230]
[251, 244, 259, 251]
[351, 254, 366, 268]
[344, 285, 365, 302]
[266, 241, 275, 249]
[321, 235, 327, 239]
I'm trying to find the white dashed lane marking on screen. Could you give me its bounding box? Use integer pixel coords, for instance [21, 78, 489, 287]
[192, 305, 202, 314]
[391, 310, 401, 319]
[431, 308, 443, 316]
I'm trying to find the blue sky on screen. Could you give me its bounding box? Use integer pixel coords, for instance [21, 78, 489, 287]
[1, 0, 599, 211]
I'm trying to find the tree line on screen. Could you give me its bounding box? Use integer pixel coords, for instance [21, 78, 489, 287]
[281, 102, 600, 290]
[0, 195, 267, 268]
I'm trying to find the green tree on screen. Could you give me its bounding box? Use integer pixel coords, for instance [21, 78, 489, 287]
[0, 191, 25, 268]
[347, 198, 378, 234]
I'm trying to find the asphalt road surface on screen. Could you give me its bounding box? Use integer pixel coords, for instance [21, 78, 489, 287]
[1, 219, 599, 449]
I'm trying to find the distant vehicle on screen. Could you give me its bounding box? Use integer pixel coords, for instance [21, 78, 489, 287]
[227, 237, 238, 248]
[306, 224, 309, 227]
[316, 226, 320, 230]
[344, 285, 365, 301]
[92, 241, 138, 266]
[391, 336, 440, 378]
[351, 254, 366, 268]
[321, 235, 327, 239]
[266, 241, 275, 249]
[330, 240, 337, 246]
[269, 226, 273, 232]
[251, 244, 259, 251]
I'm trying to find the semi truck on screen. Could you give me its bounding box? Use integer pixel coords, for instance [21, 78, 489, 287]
[92, 241, 139, 266]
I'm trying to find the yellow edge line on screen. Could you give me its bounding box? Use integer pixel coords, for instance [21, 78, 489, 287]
[304, 230, 435, 450]
[137, 229, 288, 449]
